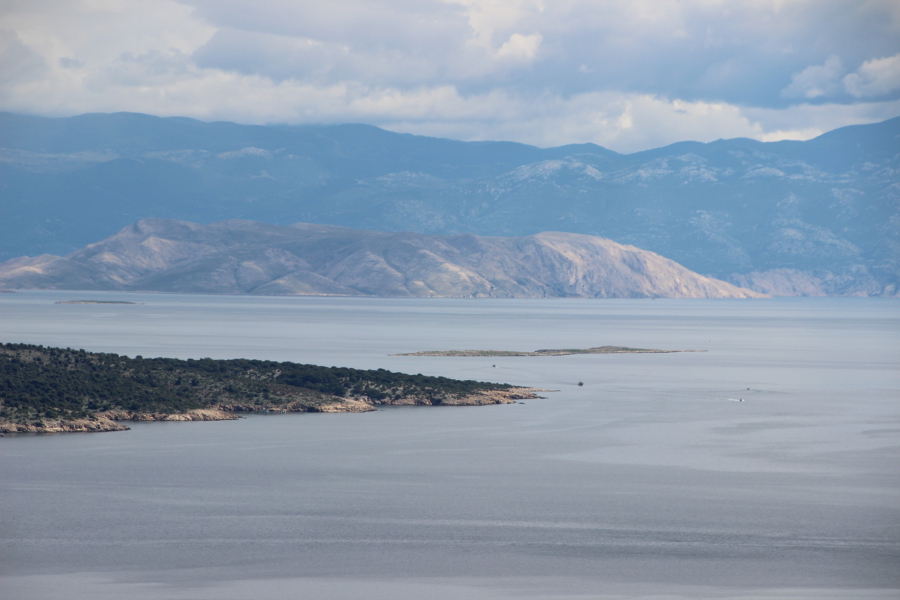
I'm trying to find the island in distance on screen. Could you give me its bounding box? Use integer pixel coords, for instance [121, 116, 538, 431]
[0, 343, 544, 434]
[0, 218, 764, 299]
[394, 346, 703, 356]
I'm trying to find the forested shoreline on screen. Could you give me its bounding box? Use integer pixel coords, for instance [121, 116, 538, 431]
[0, 343, 533, 433]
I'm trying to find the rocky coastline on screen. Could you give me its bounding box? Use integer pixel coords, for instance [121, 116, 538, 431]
[0, 343, 550, 435]
[0, 388, 547, 434]
[0, 417, 129, 434]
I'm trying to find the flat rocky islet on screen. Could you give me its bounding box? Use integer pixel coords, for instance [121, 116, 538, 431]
[393, 346, 704, 356]
[0, 343, 542, 434]
[55, 300, 141, 305]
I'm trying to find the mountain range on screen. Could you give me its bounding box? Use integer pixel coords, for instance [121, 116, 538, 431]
[1, 112, 897, 296]
[0, 219, 762, 298]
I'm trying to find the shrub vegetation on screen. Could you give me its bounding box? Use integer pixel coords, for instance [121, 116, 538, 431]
[0, 343, 510, 427]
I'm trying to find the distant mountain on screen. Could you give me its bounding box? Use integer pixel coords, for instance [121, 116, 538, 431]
[0, 218, 763, 298]
[1, 112, 897, 296]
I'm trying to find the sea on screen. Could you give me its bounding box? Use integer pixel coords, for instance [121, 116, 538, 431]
[1, 290, 898, 600]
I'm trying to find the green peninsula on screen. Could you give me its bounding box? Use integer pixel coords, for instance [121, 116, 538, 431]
[0, 343, 539, 434]
[393, 346, 703, 357]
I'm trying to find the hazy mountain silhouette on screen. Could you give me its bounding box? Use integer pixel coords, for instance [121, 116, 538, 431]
[1, 112, 897, 295]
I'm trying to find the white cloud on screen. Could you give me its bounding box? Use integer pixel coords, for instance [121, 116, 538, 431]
[844, 53, 900, 98]
[495, 32, 542, 61]
[453, 0, 544, 50]
[386, 92, 900, 152]
[742, 99, 900, 141]
[757, 128, 825, 143]
[5, 0, 214, 67]
[781, 55, 845, 99]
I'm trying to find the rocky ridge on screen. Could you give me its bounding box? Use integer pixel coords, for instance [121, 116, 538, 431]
[0, 218, 763, 299]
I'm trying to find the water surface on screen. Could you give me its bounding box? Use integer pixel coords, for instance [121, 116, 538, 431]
[1, 292, 898, 599]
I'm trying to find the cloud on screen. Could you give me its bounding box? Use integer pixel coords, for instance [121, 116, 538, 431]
[379, 92, 900, 152]
[57, 57, 83, 69]
[743, 98, 900, 140]
[844, 53, 900, 98]
[0, 0, 899, 152]
[781, 52, 900, 102]
[0, 30, 49, 86]
[495, 32, 542, 61]
[781, 56, 845, 99]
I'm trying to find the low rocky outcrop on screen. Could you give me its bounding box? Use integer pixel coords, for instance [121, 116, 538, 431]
[97, 408, 241, 422]
[430, 387, 543, 405]
[0, 417, 129, 433]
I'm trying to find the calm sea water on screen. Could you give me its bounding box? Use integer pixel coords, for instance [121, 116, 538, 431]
[1, 291, 898, 599]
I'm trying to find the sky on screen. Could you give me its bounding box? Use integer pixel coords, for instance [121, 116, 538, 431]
[1, 0, 899, 153]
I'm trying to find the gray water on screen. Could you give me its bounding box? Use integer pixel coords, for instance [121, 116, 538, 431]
[1, 291, 898, 599]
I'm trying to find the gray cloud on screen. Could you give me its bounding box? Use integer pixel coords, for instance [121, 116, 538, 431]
[0, 0, 898, 151]
[192, 27, 453, 85]
[58, 57, 83, 69]
[189, 0, 470, 57]
[782, 56, 846, 100]
[0, 30, 49, 86]
[185, 0, 900, 108]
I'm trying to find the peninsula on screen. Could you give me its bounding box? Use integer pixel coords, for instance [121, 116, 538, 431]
[394, 346, 703, 356]
[0, 343, 542, 434]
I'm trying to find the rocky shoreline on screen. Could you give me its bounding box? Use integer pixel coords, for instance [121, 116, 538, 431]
[0, 388, 548, 434]
[424, 387, 547, 405]
[1, 343, 550, 435]
[0, 409, 241, 433]
[0, 417, 130, 433]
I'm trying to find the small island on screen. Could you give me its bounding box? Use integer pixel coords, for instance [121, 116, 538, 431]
[55, 300, 141, 305]
[0, 343, 543, 434]
[393, 346, 704, 357]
